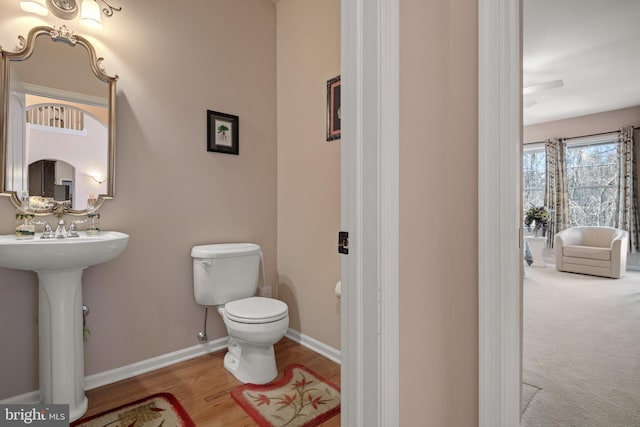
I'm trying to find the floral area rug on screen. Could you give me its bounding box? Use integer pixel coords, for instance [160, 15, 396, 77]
[231, 364, 341, 427]
[71, 392, 195, 427]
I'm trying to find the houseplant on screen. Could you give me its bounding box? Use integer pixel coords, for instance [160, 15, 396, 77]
[524, 204, 549, 236]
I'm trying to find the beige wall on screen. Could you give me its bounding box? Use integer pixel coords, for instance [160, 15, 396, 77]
[399, 0, 479, 424]
[524, 106, 640, 143]
[0, 1, 484, 424]
[276, 0, 341, 349]
[0, 0, 277, 399]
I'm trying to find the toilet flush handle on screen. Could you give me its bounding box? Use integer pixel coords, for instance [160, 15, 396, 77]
[196, 259, 212, 266]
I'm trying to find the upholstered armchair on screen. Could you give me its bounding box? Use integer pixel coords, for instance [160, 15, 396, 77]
[554, 226, 628, 278]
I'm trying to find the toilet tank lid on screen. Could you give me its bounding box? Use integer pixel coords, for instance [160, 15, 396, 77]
[191, 243, 261, 258]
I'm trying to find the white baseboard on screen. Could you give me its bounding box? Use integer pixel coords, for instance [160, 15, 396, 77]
[0, 390, 41, 404]
[2, 330, 339, 404]
[285, 328, 341, 365]
[0, 337, 228, 404]
[85, 337, 228, 390]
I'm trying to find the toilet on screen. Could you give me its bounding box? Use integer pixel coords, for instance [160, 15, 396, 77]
[191, 243, 289, 384]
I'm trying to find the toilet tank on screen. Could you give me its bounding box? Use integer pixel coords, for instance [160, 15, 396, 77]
[191, 243, 261, 306]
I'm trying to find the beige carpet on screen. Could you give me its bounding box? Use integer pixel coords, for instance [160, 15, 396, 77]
[523, 266, 640, 427]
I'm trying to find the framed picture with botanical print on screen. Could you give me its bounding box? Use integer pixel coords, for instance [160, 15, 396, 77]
[326, 75, 341, 141]
[207, 110, 239, 155]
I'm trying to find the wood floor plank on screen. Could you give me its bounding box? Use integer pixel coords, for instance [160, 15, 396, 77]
[82, 338, 341, 426]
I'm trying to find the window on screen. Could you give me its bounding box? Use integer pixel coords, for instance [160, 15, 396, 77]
[523, 144, 546, 212]
[566, 136, 619, 227]
[522, 134, 620, 227]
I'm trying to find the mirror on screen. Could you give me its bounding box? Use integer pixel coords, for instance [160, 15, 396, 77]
[0, 25, 117, 214]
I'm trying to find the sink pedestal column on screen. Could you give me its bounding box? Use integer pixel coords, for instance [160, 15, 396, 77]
[38, 268, 88, 422]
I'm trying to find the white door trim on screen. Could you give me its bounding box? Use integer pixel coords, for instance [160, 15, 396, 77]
[478, 0, 522, 426]
[379, 0, 400, 425]
[341, 0, 400, 426]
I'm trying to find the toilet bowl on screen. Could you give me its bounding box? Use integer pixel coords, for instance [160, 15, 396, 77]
[192, 243, 289, 384]
[218, 296, 289, 384]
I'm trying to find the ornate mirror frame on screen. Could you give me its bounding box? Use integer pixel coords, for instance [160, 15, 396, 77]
[0, 25, 117, 215]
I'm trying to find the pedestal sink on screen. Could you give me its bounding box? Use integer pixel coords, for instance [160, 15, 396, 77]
[0, 231, 129, 421]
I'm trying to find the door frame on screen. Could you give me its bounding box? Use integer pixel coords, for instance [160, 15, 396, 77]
[342, 0, 523, 425]
[478, 0, 522, 426]
[341, 0, 400, 426]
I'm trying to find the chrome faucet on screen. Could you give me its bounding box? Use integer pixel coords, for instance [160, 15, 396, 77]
[55, 219, 67, 239]
[49, 201, 71, 239]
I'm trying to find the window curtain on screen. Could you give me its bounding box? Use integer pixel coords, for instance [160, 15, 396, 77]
[544, 138, 570, 247]
[615, 126, 640, 253]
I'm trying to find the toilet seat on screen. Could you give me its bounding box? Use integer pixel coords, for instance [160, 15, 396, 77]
[224, 296, 288, 324]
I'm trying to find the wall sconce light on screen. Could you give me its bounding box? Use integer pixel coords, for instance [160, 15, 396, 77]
[19, 0, 48, 16]
[91, 174, 106, 184]
[19, 0, 122, 30]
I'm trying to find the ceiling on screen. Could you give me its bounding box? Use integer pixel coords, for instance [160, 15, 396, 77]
[523, 0, 640, 126]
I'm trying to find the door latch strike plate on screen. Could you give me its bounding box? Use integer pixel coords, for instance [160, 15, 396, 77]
[338, 231, 349, 254]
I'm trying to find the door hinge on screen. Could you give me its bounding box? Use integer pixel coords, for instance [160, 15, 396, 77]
[338, 231, 349, 254]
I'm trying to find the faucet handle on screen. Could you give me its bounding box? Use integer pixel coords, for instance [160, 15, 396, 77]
[43, 222, 54, 239]
[68, 219, 87, 238]
[33, 221, 54, 239]
[68, 222, 78, 237]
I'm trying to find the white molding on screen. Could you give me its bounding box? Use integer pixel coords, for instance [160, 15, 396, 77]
[379, 0, 400, 426]
[2, 333, 344, 404]
[21, 83, 108, 107]
[285, 329, 341, 364]
[341, 0, 399, 426]
[478, 0, 522, 426]
[0, 390, 40, 404]
[85, 337, 228, 390]
[1, 338, 228, 404]
[341, 0, 364, 425]
[26, 123, 88, 137]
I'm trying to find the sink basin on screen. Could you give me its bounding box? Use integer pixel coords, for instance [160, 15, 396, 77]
[0, 231, 129, 421]
[0, 231, 129, 271]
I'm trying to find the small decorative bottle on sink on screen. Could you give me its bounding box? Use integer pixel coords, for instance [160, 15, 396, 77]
[15, 194, 35, 239]
[86, 193, 100, 235]
[86, 211, 100, 234]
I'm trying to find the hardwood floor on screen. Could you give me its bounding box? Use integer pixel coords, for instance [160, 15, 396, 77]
[82, 338, 341, 426]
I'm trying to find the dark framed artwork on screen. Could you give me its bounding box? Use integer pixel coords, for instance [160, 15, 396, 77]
[326, 75, 341, 141]
[207, 110, 239, 155]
